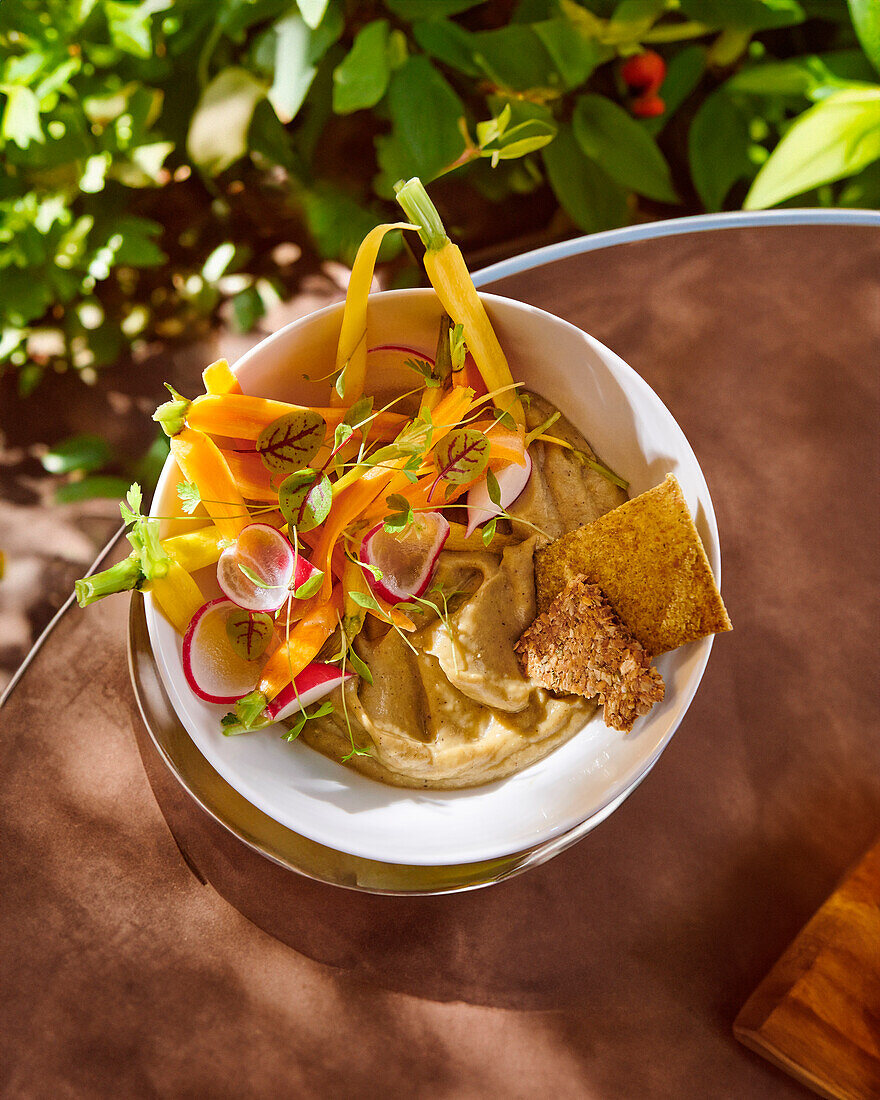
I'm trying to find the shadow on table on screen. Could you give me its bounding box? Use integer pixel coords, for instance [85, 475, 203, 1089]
[135, 674, 861, 1022]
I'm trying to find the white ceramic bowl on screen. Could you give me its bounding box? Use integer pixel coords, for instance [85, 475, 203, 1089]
[147, 289, 719, 867]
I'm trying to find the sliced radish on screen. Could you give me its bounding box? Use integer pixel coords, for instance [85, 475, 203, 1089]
[466, 450, 533, 537]
[361, 511, 449, 604]
[265, 663, 354, 722]
[182, 598, 267, 704]
[217, 523, 295, 612]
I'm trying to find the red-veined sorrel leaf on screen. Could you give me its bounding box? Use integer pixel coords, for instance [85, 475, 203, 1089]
[433, 428, 489, 486]
[278, 469, 333, 532]
[225, 609, 273, 661]
[256, 410, 326, 474]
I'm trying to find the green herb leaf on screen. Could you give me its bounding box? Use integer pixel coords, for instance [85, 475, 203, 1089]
[279, 468, 333, 532]
[482, 516, 497, 546]
[404, 356, 440, 386]
[256, 409, 326, 474]
[293, 571, 324, 599]
[433, 428, 490, 486]
[485, 467, 501, 507]
[343, 395, 374, 429]
[492, 406, 516, 431]
[350, 588, 382, 611]
[238, 562, 283, 590]
[225, 609, 274, 661]
[334, 359, 348, 399]
[120, 483, 143, 526]
[177, 481, 201, 514]
[347, 646, 373, 684]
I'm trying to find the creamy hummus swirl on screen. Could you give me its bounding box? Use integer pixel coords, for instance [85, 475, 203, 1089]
[300, 394, 626, 788]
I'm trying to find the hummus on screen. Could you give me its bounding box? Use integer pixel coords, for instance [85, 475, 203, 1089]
[301, 395, 627, 788]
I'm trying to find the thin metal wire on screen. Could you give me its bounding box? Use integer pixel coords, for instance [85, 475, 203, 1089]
[0, 523, 127, 710]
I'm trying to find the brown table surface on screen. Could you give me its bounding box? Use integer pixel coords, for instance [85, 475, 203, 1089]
[2, 221, 879, 1099]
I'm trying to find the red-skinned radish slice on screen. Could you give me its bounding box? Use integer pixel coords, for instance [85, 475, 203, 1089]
[466, 451, 533, 537]
[361, 511, 449, 604]
[265, 663, 354, 722]
[183, 598, 267, 704]
[217, 523, 298, 612]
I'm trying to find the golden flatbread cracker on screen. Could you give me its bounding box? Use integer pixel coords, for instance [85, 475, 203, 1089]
[534, 474, 731, 655]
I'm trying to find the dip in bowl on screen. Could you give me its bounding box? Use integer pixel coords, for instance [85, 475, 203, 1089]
[146, 288, 721, 868]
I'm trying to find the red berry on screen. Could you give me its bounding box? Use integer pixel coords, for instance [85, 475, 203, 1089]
[630, 93, 666, 119]
[621, 51, 666, 94]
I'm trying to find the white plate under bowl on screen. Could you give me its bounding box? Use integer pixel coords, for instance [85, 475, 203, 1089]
[147, 289, 719, 867]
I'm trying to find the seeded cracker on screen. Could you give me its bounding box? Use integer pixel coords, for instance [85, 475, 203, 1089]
[534, 474, 731, 656]
[516, 577, 665, 732]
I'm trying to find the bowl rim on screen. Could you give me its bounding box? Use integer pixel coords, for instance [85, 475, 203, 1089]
[147, 287, 720, 865]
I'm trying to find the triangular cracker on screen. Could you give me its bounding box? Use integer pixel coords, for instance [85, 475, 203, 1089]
[516, 577, 664, 733]
[534, 474, 731, 655]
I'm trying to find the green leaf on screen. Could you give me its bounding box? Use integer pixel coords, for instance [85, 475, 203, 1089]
[187, 67, 267, 175]
[343, 395, 373, 429]
[231, 285, 265, 333]
[485, 467, 501, 507]
[177, 481, 202, 514]
[297, 0, 330, 29]
[745, 89, 880, 209]
[256, 409, 326, 473]
[434, 428, 490, 485]
[294, 571, 324, 598]
[269, 13, 317, 123]
[333, 20, 391, 114]
[375, 56, 466, 191]
[481, 516, 497, 546]
[413, 20, 482, 77]
[606, 0, 667, 43]
[278, 469, 333, 531]
[2, 86, 44, 148]
[573, 94, 678, 204]
[532, 18, 605, 90]
[122, 483, 143, 525]
[349, 588, 381, 611]
[470, 25, 557, 91]
[688, 89, 753, 211]
[226, 609, 274, 661]
[386, 0, 487, 17]
[42, 433, 112, 475]
[849, 0, 880, 76]
[678, 0, 804, 29]
[55, 475, 133, 504]
[347, 646, 372, 684]
[542, 124, 629, 233]
[104, 0, 171, 58]
[302, 186, 402, 266]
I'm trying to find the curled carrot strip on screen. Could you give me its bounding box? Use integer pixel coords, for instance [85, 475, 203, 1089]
[259, 587, 343, 701]
[221, 448, 277, 502]
[187, 393, 406, 442]
[170, 428, 250, 540]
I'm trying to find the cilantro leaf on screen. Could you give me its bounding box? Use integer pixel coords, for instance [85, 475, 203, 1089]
[177, 480, 201, 514]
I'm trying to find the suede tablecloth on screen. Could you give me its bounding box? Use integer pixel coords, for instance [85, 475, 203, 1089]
[2, 224, 879, 1099]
